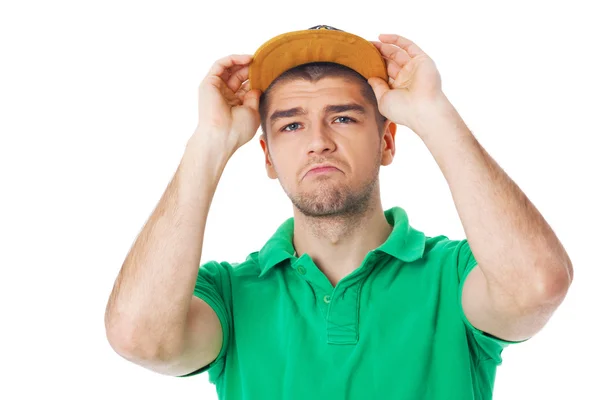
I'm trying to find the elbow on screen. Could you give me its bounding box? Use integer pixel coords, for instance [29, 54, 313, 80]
[105, 321, 144, 361]
[566, 259, 574, 284]
[105, 321, 181, 364]
[533, 261, 573, 307]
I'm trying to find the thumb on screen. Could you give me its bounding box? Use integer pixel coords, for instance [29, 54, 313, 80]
[368, 77, 390, 103]
[242, 89, 261, 112]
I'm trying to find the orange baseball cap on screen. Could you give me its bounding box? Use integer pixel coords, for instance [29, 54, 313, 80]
[249, 25, 388, 93]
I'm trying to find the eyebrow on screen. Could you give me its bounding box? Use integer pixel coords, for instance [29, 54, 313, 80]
[269, 103, 367, 125]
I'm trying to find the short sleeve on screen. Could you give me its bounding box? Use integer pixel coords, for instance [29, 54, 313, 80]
[455, 239, 529, 363]
[176, 260, 233, 380]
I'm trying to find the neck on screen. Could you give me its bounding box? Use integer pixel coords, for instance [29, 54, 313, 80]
[291, 194, 392, 285]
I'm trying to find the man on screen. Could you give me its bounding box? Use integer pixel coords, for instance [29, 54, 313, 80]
[104, 26, 573, 399]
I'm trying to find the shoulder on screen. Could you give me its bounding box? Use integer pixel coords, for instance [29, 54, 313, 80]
[198, 252, 263, 281]
[419, 235, 476, 279]
[422, 234, 467, 259]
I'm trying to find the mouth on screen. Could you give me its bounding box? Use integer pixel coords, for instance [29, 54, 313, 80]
[305, 166, 340, 177]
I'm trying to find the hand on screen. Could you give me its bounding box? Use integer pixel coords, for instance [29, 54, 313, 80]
[193, 54, 262, 158]
[368, 34, 446, 131]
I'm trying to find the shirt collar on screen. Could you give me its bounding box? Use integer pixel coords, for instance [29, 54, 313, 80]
[257, 206, 426, 277]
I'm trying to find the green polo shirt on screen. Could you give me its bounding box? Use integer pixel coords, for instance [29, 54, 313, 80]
[177, 206, 525, 399]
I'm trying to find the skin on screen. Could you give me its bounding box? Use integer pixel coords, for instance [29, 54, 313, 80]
[368, 33, 572, 342]
[257, 31, 573, 342]
[105, 32, 573, 379]
[259, 77, 397, 286]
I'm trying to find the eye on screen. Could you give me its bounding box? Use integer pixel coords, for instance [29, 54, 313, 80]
[334, 116, 356, 124]
[282, 122, 301, 132]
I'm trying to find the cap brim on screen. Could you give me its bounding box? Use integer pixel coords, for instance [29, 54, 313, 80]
[249, 29, 388, 92]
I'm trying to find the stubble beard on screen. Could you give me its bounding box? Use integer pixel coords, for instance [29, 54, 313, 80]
[286, 165, 380, 219]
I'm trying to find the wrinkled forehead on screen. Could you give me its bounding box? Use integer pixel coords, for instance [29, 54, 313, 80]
[266, 76, 368, 115]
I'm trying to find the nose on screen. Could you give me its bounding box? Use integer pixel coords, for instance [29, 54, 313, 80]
[306, 122, 336, 155]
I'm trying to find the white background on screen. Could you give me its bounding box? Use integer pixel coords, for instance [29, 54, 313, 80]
[1, 0, 598, 398]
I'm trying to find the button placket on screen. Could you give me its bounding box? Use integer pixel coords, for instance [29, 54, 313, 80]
[325, 281, 363, 344]
[293, 255, 335, 293]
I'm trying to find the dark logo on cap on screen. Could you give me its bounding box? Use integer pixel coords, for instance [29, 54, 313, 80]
[308, 25, 343, 31]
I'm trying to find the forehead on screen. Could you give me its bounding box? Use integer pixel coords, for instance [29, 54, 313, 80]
[267, 77, 368, 113]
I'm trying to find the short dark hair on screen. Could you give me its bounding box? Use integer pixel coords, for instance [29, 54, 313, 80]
[258, 62, 387, 144]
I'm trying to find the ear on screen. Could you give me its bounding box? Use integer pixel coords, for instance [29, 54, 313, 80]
[381, 121, 396, 166]
[389, 121, 397, 141]
[259, 134, 278, 179]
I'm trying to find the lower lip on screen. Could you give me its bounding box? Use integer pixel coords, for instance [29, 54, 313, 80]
[307, 167, 338, 175]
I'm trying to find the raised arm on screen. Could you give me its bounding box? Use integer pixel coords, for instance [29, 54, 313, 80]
[104, 54, 261, 376]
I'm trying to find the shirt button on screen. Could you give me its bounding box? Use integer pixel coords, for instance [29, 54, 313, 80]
[323, 295, 331, 304]
[297, 265, 306, 275]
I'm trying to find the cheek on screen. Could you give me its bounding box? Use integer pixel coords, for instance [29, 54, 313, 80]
[270, 150, 298, 182]
[353, 142, 381, 169]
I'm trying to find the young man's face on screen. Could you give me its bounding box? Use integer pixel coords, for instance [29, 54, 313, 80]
[259, 76, 396, 217]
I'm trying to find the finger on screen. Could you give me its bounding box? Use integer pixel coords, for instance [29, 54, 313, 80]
[220, 64, 246, 84]
[242, 89, 261, 112]
[378, 34, 425, 57]
[208, 54, 253, 79]
[377, 43, 411, 68]
[235, 80, 251, 102]
[222, 85, 242, 106]
[367, 77, 390, 103]
[383, 57, 402, 82]
[370, 40, 382, 49]
[227, 65, 250, 93]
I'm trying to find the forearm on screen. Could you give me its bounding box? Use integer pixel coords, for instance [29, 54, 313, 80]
[105, 133, 228, 359]
[414, 96, 572, 303]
